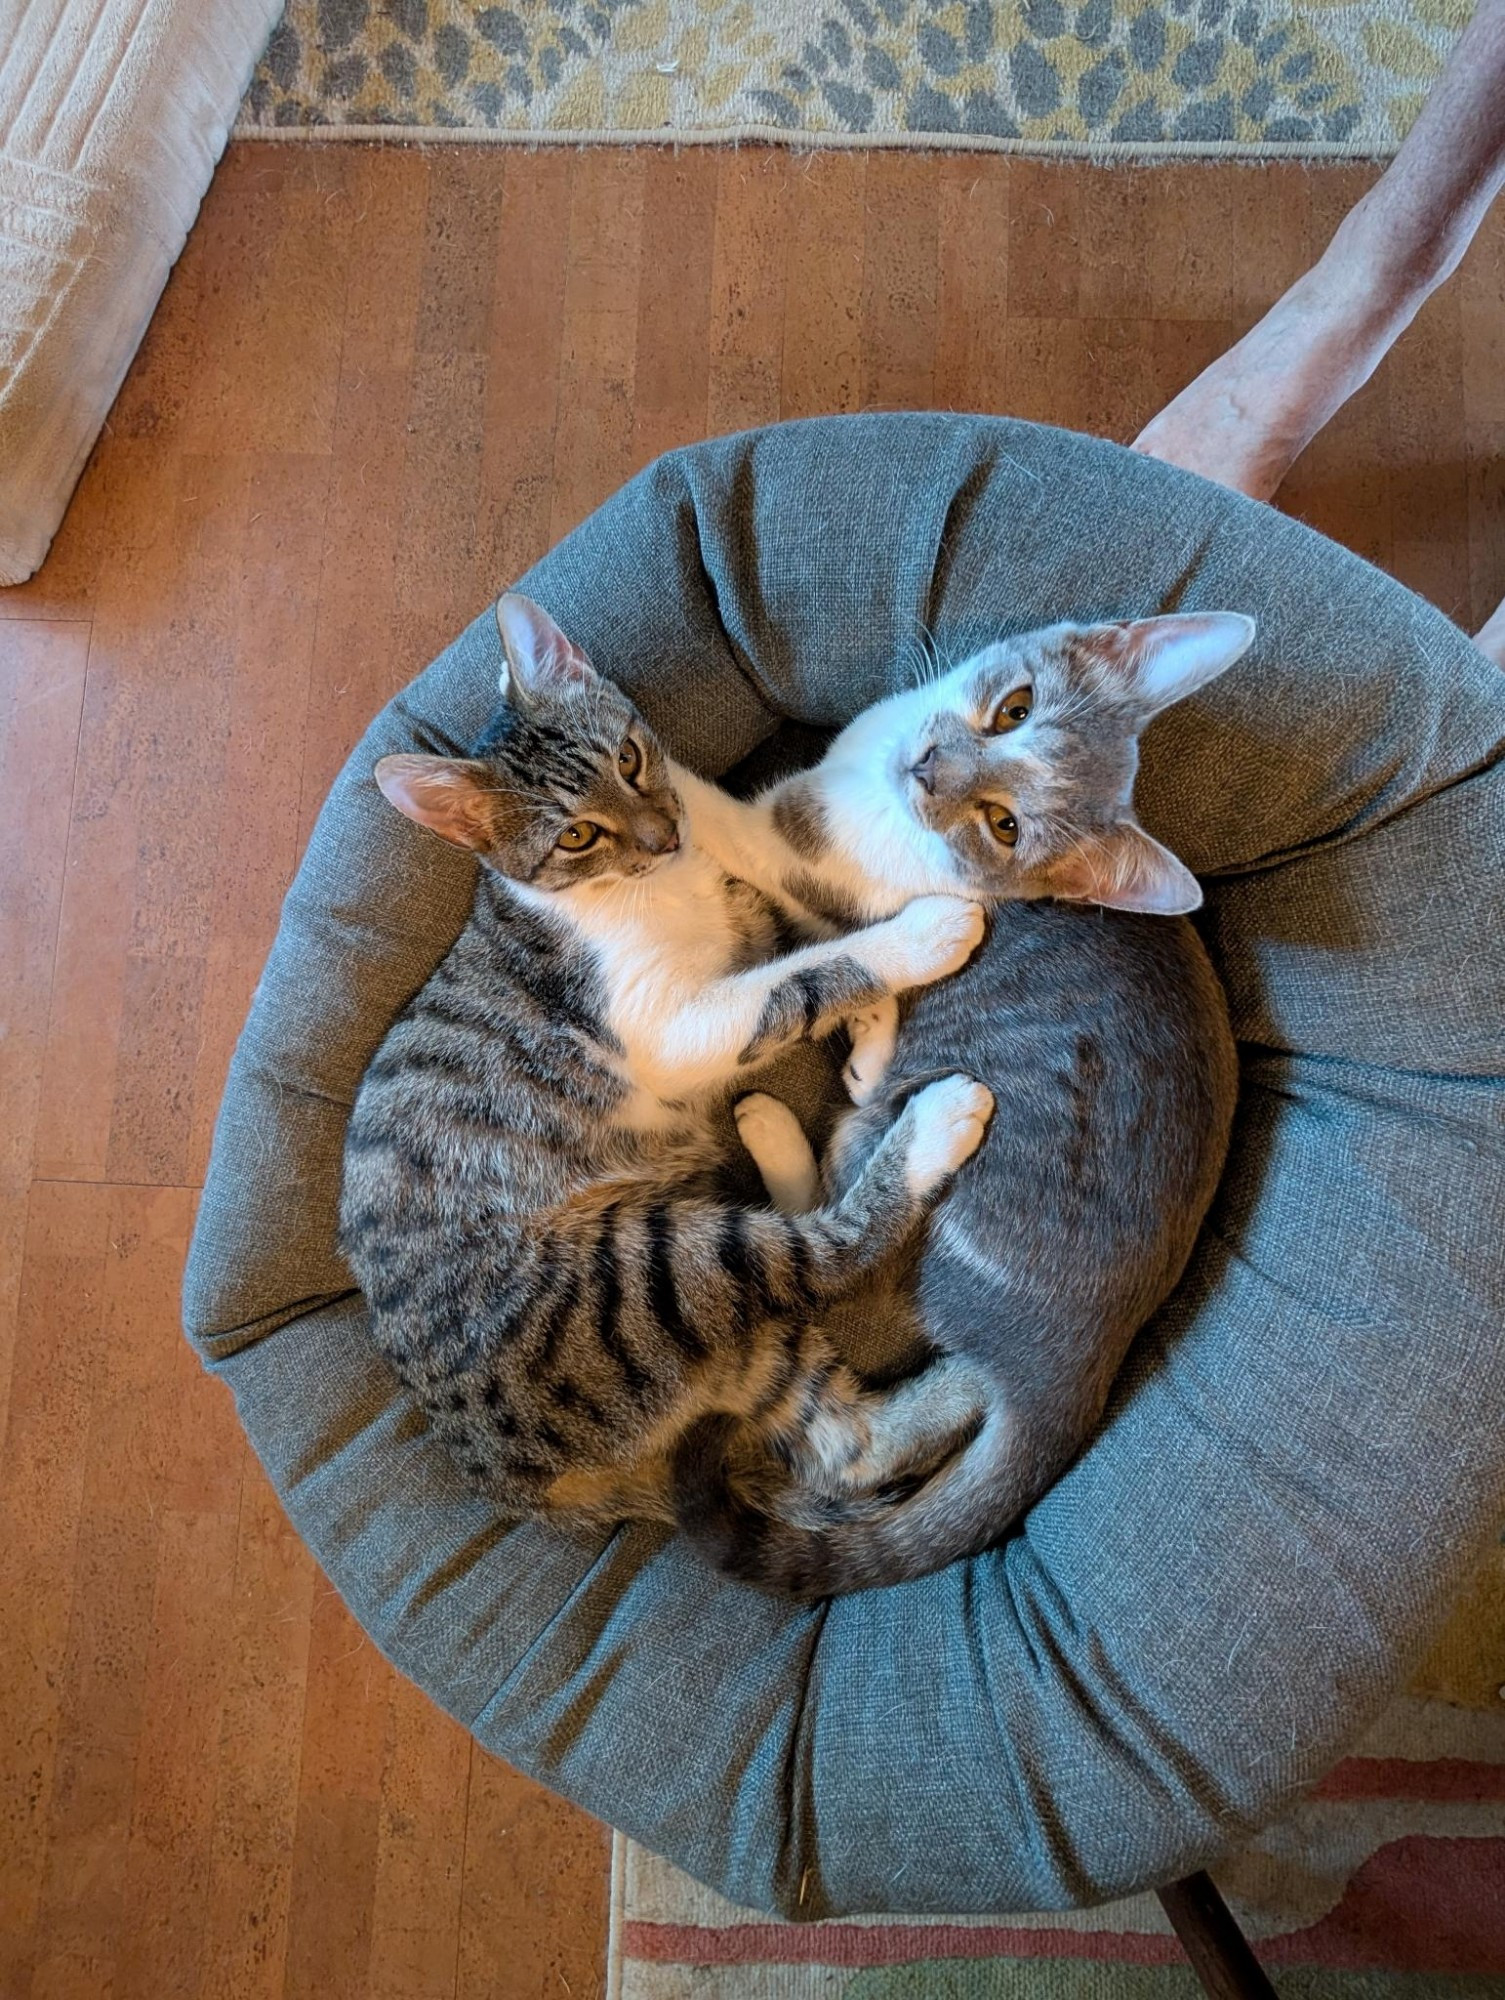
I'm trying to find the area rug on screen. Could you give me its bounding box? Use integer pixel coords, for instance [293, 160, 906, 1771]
[608, 1547, 1505, 1996]
[238, 0, 1469, 157]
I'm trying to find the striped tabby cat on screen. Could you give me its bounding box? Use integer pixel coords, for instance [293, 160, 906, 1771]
[339, 595, 995, 1530]
[673, 612, 1253, 1595]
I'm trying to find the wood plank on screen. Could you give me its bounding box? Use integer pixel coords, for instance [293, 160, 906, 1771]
[281, 1586, 393, 2000]
[387, 151, 508, 677]
[780, 151, 866, 419]
[115, 1506, 241, 2000]
[367, 1677, 472, 2000]
[934, 156, 1011, 415]
[479, 150, 572, 602]
[707, 150, 792, 437]
[454, 1751, 612, 2000]
[861, 151, 939, 412]
[1078, 166, 1168, 323]
[199, 1463, 318, 2000]
[27, 1188, 201, 1998]
[631, 149, 717, 471]
[178, 148, 351, 461]
[296, 148, 434, 841]
[0, 622, 88, 1438]
[551, 151, 648, 547]
[29, 439, 191, 1186]
[1007, 159, 1083, 322]
[1000, 311, 1088, 430]
[0, 1184, 110, 2000]
[182, 448, 328, 1186]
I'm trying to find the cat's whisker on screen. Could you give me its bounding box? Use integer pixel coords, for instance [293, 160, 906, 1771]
[900, 624, 951, 691]
[918, 624, 956, 688]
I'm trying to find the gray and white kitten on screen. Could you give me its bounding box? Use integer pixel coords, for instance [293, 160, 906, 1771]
[339, 595, 995, 1531]
[672, 613, 1252, 1596]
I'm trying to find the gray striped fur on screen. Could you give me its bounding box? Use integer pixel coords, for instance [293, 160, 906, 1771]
[340, 872, 966, 1523]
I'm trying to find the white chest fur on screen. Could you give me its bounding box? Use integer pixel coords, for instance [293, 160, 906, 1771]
[538, 844, 754, 1117]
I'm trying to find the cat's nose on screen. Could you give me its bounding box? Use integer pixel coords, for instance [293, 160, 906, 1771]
[909, 745, 938, 794]
[642, 819, 680, 854]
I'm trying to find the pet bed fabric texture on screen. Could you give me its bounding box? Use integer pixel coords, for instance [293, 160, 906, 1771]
[184, 414, 1505, 1918]
[0, 0, 281, 585]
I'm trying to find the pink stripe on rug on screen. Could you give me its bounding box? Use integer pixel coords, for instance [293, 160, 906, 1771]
[624, 1839, 1505, 1976]
[1314, 1758, 1505, 1801]
[1264, 1836, 1505, 1974]
[621, 1922, 1182, 1968]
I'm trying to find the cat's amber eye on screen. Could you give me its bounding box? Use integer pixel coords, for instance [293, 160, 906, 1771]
[985, 804, 1019, 848]
[556, 821, 600, 852]
[617, 739, 642, 783]
[990, 687, 1033, 731]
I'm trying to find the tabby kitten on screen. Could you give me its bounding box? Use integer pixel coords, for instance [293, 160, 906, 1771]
[672, 614, 1252, 1596]
[339, 595, 994, 1530]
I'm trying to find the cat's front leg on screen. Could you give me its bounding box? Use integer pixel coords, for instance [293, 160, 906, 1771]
[856, 895, 987, 994]
[841, 996, 899, 1106]
[650, 897, 984, 1093]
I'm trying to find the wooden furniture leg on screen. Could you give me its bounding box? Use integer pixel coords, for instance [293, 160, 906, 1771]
[1157, 1872, 1279, 1999]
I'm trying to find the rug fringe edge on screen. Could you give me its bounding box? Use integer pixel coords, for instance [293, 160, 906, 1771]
[230, 119, 1398, 162]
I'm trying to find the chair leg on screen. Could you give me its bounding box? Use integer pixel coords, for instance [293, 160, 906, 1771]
[1156, 1872, 1278, 1999]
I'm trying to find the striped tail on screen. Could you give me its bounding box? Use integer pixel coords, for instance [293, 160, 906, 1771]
[669, 1380, 1070, 1599]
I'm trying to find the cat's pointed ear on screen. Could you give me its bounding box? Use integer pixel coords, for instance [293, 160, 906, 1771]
[374, 754, 500, 852]
[495, 593, 597, 704]
[1041, 822, 1204, 915]
[1087, 612, 1255, 717]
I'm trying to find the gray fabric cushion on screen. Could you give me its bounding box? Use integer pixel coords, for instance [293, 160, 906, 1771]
[184, 415, 1505, 1915]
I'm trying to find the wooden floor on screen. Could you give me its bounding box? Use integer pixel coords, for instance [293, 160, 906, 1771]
[1, 142, 1501, 2000]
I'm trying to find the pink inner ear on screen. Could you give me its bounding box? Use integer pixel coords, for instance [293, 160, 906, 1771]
[1043, 824, 1202, 915]
[1095, 612, 1256, 713]
[496, 593, 595, 692]
[374, 755, 493, 851]
[542, 639, 594, 683]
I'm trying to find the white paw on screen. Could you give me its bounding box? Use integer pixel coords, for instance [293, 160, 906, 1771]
[902, 1073, 994, 1195]
[735, 1091, 803, 1160]
[842, 996, 899, 1106]
[886, 896, 986, 988]
[734, 1093, 820, 1211]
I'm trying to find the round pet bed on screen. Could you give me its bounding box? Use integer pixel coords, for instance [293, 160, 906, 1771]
[184, 415, 1505, 1916]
